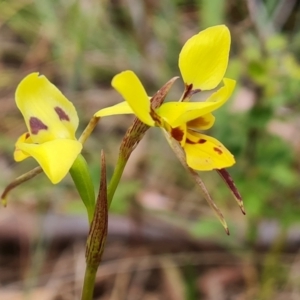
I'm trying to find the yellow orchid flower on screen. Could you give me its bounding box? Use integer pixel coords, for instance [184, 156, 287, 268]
[95, 70, 235, 170]
[14, 73, 82, 184]
[95, 25, 235, 170]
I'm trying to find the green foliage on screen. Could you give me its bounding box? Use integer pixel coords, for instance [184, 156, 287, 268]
[200, 0, 225, 28]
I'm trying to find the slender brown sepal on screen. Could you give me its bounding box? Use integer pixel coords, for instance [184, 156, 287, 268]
[1, 166, 43, 207]
[217, 169, 245, 215]
[151, 76, 179, 108]
[85, 151, 108, 268]
[189, 167, 230, 236]
[149, 77, 178, 131]
[163, 131, 229, 235]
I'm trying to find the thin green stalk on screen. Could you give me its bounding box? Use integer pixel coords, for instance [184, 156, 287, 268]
[80, 77, 177, 299]
[81, 265, 97, 300]
[107, 155, 127, 207]
[81, 152, 108, 300]
[80, 132, 138, 300]
[80, 152, 129, 300]
[79, 116, 100, 145]
[106, 76, 178, 208]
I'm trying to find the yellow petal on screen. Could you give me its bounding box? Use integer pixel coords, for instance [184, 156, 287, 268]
[16, 73, 79, 144]
[187, 113, 215, 130]
[14, 132, 32, 161]
[17, 139, 82, 184]
[94, 101, 134, 117]
[179, 25, 231, 90]
[158, 78, 235, 127]
[206, 78, 236, 103]
[111, 71, 155, 126]
[184, 131, 235, 170]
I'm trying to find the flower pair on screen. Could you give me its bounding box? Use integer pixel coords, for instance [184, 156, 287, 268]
[13, 25, 235, 185]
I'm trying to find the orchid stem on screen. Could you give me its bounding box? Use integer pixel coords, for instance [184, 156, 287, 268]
[81, 265, 97, 300]
[107, 155, 127, 208]
[80, 77, 175, 299]
[79, 116, 100, 145]
[81, 151, 108, 300]
[80, 146, 128, 300]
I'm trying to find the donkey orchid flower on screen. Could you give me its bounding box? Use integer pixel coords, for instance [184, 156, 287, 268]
[95, 25, 235, 170]
[93, 25, 244, 230]
[14, 73, 82, 184]
[95, 70, 235, 170]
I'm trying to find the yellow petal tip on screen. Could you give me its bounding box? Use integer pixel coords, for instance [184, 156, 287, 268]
[111, 71, 155, 126]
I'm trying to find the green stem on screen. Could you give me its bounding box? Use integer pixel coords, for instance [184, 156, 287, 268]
[107, 155, 127, 207]
[79, 116, 100, 145]
[81, 265, 97, 300]
[80, 158, 126, 300]
[80, 76, 176, 300]
[81, 151, 108, 300]
[80, 156, 127, 300]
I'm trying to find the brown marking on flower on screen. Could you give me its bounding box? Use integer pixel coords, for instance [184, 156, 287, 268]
[150, 109, 162, 125]
[186, 138, 196, 144]
[171, 127, 184, 141]
[187, 117, 211, 129]
[213, 147, 223, 155]
[198, 138, 207, 144]
[182, 84, 193, 100]
[55, 107, 70, 121]
[29, 117, 48, 135]
[25, 132, 30, 139]
[190, 89, 201, 96]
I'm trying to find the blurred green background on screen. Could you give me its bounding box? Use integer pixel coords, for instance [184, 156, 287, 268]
[1, 0, 300, 299]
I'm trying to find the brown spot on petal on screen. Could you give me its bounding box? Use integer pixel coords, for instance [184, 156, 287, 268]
[188, 117, 211, 129]
[186, 138, 196, 144]
[25, 132, 30, 139]
[214, 147, 223, 155]
[29, 117, 48, 135]
[55, 107, 70, 121]
[198, 139, 207, 144]
[171, 127, 184, 142]
[187, 138, 207, 144]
